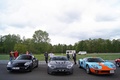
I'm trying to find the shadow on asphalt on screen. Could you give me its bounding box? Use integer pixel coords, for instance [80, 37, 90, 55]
[7, 71, 31, 74]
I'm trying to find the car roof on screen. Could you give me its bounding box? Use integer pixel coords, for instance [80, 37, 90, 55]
[20, 54, 32, 56]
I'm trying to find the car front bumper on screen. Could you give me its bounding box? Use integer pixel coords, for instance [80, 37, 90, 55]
[90, 68, 116, 74]
[48, 67, 73, 73]
[7, 65, 32, 71]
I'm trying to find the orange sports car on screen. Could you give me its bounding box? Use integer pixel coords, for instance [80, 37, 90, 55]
[78, 57, 116, 74]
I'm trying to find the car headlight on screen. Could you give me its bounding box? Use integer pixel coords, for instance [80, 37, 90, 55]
[91, 65, 101, 69]
[105, 63, 116, 69]
[67, 63, 73, 69]
[8, 62, 11, 65]
[48, 64, 56, 69]
[110, 64, 116, 69]
[24, 61, 32, 66]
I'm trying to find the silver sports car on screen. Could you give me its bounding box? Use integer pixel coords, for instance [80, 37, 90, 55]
[47, 56, 74, 74]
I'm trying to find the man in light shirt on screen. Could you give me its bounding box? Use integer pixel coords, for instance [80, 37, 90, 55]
[49, 52, 54, 58]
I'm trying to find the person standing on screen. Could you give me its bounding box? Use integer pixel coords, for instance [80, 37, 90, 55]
[29, 51, 33, 55]
[49, 52, 54, 58]
[26, 51, 29, 55]
[9, 51, 14, 61]
[44, 52, 48, 63]
[72, 52, 77, 64]
[66, 52, 70, 60]
[14, 50, 19, 59]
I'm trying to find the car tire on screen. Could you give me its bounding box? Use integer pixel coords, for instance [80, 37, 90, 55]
[28, 65, 33, 72]
[29, 68, 32, 72]
[86, 65, 91, 74]
[7, 70, 12, 73]
[47, 67, 52, 74]
[116, 62, 120, 67]
[70, 70, 73, 74]
[78, 61, 82, 68]
[35, 62, 39, 68]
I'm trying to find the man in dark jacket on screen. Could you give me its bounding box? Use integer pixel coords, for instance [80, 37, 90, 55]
[72, 52, 77, 64]
[44, 52, 48, 63]
[66, 52, 70, 60]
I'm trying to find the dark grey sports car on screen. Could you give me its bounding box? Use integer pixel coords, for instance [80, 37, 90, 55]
[7, 54, 38, 72]
[47, 56, 74, 74]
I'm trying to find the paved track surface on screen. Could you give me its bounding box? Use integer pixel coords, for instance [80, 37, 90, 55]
[0, 63, 120, 80]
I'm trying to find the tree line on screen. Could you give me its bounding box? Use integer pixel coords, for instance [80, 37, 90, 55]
[0, 29, 120, 54]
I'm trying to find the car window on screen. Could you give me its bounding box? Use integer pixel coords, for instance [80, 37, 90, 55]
[16, 55, 32, 60]
[51, 57, 68, 61]
[87, 58, 104, 62]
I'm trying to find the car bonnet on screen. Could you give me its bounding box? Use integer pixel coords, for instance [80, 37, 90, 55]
[49, 60, 71, 65]
[11, 60, 31, 64]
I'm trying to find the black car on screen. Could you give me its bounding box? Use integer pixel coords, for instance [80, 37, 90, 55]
[7, 54, 38, 72]
[47, 56, 74, 74]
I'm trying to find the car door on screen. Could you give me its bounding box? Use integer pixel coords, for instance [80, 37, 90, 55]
[83, 58, 87, 69]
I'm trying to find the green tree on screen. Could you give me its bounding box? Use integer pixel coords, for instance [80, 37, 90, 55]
[0, 35, 4, 53]
[111, 39, 120, 53]
[33, 30, 50, 43]
[14, 43, 27, 53]
[2, 34, 21, 53]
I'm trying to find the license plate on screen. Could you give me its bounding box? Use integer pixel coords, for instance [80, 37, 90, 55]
[12, 67, 20, 70]
[110, 70, 114, 73]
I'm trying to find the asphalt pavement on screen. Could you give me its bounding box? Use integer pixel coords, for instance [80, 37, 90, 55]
[1, 63, 120, 80]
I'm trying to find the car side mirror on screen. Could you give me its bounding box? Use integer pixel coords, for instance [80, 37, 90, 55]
[33, 58, 36, 60]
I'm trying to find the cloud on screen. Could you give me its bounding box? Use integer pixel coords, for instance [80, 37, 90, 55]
[95, 15, 118, 22]
[0, 0, 120, 45]
[57, 10, 81, 24]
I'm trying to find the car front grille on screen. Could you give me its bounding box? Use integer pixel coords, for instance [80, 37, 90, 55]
[56, 66, 67, 69]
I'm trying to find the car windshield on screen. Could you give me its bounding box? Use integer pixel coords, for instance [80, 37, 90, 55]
[87, 58, 104, 62]
[51, 57, 68, 61]
[16, 55, 32, 60]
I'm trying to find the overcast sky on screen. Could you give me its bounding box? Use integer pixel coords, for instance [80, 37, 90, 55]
[0, 0, 120, 45]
